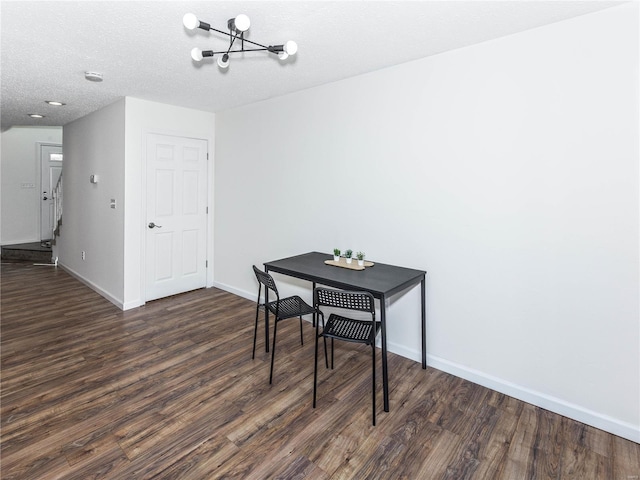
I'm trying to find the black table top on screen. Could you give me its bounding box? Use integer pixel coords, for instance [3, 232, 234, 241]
[264, 251, 426, 298]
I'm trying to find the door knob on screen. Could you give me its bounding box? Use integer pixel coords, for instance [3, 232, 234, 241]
[43, 196, 48, 200]
[148, 222, 163, 229]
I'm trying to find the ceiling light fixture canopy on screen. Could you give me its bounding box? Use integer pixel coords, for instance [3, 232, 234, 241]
[183, 12, 297, 69]
[84, 71, 103, 82]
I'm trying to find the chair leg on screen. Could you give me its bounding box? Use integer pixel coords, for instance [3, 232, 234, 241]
[331, 338, 335, 370]
[269, 320, 279, 384]
[323, 335, 329, 369]
[371, 343, 376, 426]
[299, 316, 304, 345]
[320, 315, 328, 369]
[252, 303, 260, 359]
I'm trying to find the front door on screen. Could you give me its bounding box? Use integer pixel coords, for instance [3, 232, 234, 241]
[145, 133, 208, 301]
[40, 144, 63, 242]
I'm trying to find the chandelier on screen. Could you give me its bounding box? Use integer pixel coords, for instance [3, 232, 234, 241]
[183, 13, 298, 69]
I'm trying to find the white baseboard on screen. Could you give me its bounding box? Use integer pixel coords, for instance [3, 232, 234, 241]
[418, 349, 639, 444]
[122, 299, 145, 310]
[58, 263, 126, 310]
[212, 281, 255, 302]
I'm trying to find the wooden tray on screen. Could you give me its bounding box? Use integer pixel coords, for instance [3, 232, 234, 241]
[324, 258, 374, 271]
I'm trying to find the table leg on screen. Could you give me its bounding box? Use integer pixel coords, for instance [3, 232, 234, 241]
[381, 295, 389, 412]
[312, 281, 317, 327]
[421, 277, 426, 369]
[264, 269, 270, 353]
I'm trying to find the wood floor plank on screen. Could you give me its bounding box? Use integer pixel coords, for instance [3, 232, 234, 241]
[1, 262, 638, 479]
[471, 406, 520, 479]
[413, 428, 464, 479]
[499, 402, 542, 479]
[559, 419, 612, 480]
[613, 434, 640, 480]
[149, 434, 241, 480]
[271, 454, 329, 480]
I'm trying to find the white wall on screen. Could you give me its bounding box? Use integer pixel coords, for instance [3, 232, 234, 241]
[1, 126, 63, 244]
[61, 100, 126, 305]
[213, 4, 639, 442]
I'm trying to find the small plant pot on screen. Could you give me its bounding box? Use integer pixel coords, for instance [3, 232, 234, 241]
[358, 259, 364, 266]
[346, 257, 353, 264]
[333, 255, 340, 262]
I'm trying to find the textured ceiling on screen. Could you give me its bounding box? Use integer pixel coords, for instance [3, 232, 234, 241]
[0, 1, 624, 130]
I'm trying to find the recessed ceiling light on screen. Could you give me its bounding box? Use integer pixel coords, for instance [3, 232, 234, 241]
[45, 101, 66, 106]
[84, 71, 103, 82]
[28, 114, 45, 118]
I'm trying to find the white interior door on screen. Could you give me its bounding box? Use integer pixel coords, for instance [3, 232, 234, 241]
[40, 144, 63, 242]
[145, 133, 208, 301]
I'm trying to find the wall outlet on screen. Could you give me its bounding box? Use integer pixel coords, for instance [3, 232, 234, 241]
[82, 251, 85, 260]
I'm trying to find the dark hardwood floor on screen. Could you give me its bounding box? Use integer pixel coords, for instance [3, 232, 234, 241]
[1, 262, 638, 479]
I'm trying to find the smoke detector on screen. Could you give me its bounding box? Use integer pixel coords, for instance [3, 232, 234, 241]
[84, 71, 103, 82]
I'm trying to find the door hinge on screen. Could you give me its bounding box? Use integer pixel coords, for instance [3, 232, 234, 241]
[206, 260, 208, 268]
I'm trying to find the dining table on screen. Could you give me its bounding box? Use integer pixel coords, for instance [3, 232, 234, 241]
[263, 251, 426, 412]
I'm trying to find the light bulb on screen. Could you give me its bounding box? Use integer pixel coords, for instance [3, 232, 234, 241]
[234, 14, 250, 32]
[284, 40, 297, 55]
[217, 54, 230, 68]
[191, 48, 203, 61]
[183, 13, 199, 30]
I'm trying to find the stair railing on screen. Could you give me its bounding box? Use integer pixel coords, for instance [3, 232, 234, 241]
[52, 173, 63, 239]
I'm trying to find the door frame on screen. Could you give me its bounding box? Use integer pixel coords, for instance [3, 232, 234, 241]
[37, 142, 63, 242]
[140, 129, 214, 304]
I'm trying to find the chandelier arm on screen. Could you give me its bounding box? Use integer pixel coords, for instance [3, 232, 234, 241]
[230, 34, 270, 50]
[233, 37, 269, 50]
[207, 26, 232, 36]
[209, 48, 269, 55]
[226, 34, 237, 54]
[205, 25, 271, 51]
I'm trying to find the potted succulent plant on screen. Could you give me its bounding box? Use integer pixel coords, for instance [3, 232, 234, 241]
[344, 249, 353, 264]
[356, 251, 365, 266]
[333, 248, 341, 262]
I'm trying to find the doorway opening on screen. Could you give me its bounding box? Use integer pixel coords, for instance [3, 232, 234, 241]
[40, 144, 63, 244]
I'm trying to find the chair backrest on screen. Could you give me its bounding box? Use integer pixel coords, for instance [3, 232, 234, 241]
[314, 287, 375, 315]
[253, 265, 279, 298]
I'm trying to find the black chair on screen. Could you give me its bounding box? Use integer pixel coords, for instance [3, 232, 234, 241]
[313, 287, 381, 425]
[252, 265, 315, 384]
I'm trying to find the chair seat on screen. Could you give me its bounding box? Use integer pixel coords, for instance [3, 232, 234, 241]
[323, 313, 380, 344]
[267, 295, 315, 320]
